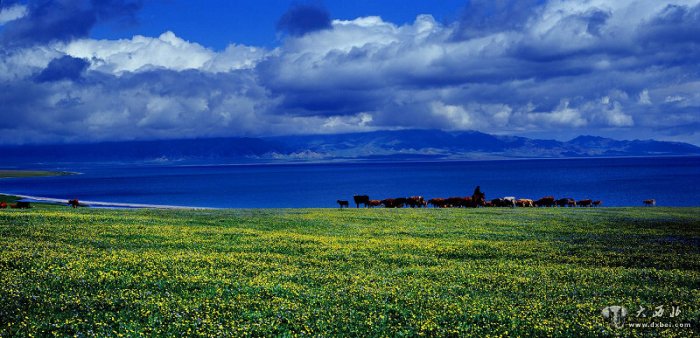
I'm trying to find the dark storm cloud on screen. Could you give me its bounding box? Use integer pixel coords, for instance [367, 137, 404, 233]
[35, 55, 89, 82]
[276, 3, 332, 37]
[641, 4, 700, 47]
[0, 0, 143, 47]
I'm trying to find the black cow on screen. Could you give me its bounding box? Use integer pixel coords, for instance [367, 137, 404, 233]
[406, 196, 425, 208]
[491, 198, 515, 207]
[353, 195, 370, 208]
[12, 201, 31, 209]
[556, 198, 576, 207]
[428, 198, 447, 208]
[535, 196, 556, 207]
[381, 198, 406, 208]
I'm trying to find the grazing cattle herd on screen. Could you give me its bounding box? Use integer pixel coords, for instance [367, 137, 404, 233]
[334, 188, 658, 208]
[0, 193, 662, 210]
[0, 201, 32, 209]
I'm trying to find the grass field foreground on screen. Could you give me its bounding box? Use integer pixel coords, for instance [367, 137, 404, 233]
[0, 207, 698, 336]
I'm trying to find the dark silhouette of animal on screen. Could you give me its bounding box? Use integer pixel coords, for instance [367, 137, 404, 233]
[11, 201, 31, 209]
[0, 201, 7, 209]
[406, 196, 425, 208]
[592, 200, 602, 207]
[394, 197, 408, 208]
[381, 198, 408, 208]
[491, 197, 516, 207]
[337, 200, 349, 208]
[428, 198, 447, 208]
[490, 198, 505, 207]
[535, 196, 556, 207]
[68, 199, 80, 208]
[353, 195, 370, 208]
[643, 199, 656, 206]
[578, 199, 592, 207]
[556, 198, 576, 207]
[368, 200, 382, 208]
[446, 197, 470, 208]
[381, 198, 398, 208]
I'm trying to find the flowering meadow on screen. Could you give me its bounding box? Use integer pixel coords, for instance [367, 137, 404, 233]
[0, 206, 698, 336]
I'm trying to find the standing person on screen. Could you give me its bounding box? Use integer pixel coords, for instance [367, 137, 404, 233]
[472, 186, 485, 206]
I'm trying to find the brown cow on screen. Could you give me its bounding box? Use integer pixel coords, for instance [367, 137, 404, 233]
[68, 199, 80, 208]
[353, 195, 370, 208]
[578, 199, 593, 207]
[368, 200, 382, 208]
[516, 199, 534, 207]
[381, 198, 403, 208]
[406, 196, 425, 208]
[0, 201, 7, 209]
[428, 198, 447, 208]
[643, 199, 656, 206]
[592, 200, 602, 207]
[337, 200, 349, 208]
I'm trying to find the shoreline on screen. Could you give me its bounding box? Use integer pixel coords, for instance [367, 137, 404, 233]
[0, 193, 212, 210]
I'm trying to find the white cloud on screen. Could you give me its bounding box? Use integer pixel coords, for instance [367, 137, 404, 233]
[665, 95, 685, 103]
[638, 89, 652, 105]
[431, 102, 475, 129]
[0, 4, 27, 25]
[0, 46, 61, 80]
[59, 32, 266, 74]
[529, 100, 588, 128]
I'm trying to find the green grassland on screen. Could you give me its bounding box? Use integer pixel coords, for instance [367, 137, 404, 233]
[0, 170, 73, 179]
[0, 206, 698, 337]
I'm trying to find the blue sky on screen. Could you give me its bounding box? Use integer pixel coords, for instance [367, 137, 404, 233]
[92, 1, 469, 50]
[0, 0, 699, 145]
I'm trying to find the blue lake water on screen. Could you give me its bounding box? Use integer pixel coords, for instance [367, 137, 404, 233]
[1, 157, 699, 208]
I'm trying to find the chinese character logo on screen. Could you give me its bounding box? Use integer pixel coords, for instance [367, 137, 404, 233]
[602, 306, 628, 328]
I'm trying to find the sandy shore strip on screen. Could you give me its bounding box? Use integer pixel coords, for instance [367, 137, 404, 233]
[1, 193, 214, 210]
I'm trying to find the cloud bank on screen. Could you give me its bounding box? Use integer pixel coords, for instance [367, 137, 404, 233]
[0, 0, 699, 144]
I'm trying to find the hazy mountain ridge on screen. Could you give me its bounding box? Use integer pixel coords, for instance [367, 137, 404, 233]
[267, 130, 700, 160]
[1, 130, 698, 165]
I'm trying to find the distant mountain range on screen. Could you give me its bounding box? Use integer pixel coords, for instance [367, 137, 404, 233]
[1, 130, 699, 165]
